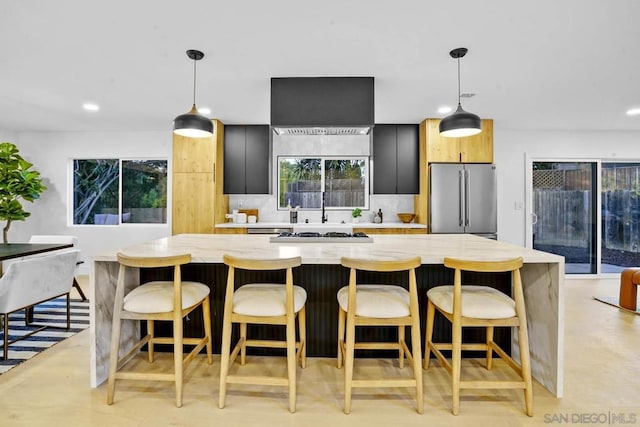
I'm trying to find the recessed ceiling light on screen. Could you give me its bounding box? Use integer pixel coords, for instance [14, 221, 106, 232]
[83, 103, 99, 112]
[199, 107, 211, 115]
[438, 106, 452, 114]
[627, 107, 640, 116]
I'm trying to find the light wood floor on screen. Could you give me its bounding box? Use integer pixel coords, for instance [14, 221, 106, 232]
[0, 277, 638, 426]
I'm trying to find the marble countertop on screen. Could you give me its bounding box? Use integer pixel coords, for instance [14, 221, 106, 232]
[94, 233, 563, 265]
[215, 221, 427, 229]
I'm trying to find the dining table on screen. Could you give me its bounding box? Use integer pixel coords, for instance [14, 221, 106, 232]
[0, 242, 74, 274]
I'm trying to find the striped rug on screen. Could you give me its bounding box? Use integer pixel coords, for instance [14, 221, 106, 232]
[0, 297, 89, 374]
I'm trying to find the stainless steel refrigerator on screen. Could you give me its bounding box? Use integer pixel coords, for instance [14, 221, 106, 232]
[428, 163, 497, 238]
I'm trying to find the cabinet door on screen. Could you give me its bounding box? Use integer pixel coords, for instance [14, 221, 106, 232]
[459, 119, 494, 163]
[173, 133, 215, 173]
[425, 119, 460, 163]
[223, 125, 246, 194]
[425, 118, 494, 163]
[172, 172, 215, 234]
[396, 124, 419, 194]
[372, 124, 398, 194]
[245, 125, 270, 194]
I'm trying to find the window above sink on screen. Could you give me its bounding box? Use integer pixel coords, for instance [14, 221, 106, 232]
[277, 156, 369, 211]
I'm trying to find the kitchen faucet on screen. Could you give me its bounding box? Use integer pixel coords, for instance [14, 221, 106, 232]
[321, 191, 328, 223]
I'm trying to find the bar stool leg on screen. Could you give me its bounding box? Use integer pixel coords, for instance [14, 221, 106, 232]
[423, 300, 435, 369]
[240, 322, 247, 365]
[398, 325, 405, 368]
[298, 306, 307, 368]
[173, 311, 184, 408]
[203, 296, 213, 364]
[343, 313, 356, 414]
[286, 311, 297, 413]
[410, 303, 424, 414]
[147, 320, 155, 362]
[451, 315, 462, 415]
[218, 310, 232, 408]
[486, 325, 494, 370]
[337, 307, 346, 368]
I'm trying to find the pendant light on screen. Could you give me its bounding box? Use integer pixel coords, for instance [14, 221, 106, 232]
[439, 47, 481, 138]
[173, 49, 213, 137]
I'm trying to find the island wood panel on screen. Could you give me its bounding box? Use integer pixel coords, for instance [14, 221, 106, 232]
[140, 263, 511, 358]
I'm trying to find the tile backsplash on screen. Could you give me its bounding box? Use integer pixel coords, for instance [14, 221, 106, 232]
[228, 194, 415, 224]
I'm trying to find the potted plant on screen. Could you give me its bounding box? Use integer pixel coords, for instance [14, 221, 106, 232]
[351, 207, 362, 223]
[0, 142, 47, 243]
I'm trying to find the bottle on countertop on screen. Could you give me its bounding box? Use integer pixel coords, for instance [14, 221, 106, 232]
[373, 209, 382, 223]
[378, 208, 383, 223]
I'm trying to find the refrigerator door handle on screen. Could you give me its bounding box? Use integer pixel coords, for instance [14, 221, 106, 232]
[464, 169, 470, 227]
[458, 170, 464, 227]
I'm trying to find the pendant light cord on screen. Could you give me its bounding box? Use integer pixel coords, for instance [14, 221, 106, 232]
[192, 58, 197, 107]
[457, 56, 461, 106]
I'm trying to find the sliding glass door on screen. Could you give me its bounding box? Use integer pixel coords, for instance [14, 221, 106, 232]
[601, 163, 640, 272]
[528, 160, 640, 275]
[530, 161, 597, 274]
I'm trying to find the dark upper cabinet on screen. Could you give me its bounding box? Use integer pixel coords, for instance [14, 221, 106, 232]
[223, 125, 270, 194]
[372, 124, 419, 194]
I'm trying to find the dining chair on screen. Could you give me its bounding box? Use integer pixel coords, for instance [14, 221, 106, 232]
[424, 257, 533, 416]
[219, 254, 306, 413]
[0, 249, 80, 359]
[106, 252, 212, 407]
[337, 256, 423, 414]
[28, 235, 87, 301]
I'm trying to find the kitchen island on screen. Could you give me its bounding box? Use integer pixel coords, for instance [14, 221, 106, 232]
[90, 233, 564, 397]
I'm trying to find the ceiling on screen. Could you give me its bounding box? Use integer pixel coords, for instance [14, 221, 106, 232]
[1, 0, 639, 133]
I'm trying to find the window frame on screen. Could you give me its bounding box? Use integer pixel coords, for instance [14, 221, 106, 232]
[69, 157, 168, 227]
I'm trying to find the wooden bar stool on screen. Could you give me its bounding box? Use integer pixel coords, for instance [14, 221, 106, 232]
[106, 253, 213, 407]
[219, 254, 306, 413]
[424, 257, 533, 416]
[337, 256, 423, 414]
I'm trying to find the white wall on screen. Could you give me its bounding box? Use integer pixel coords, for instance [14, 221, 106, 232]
[9, 131, 172, 272]
[1, 129, 18, 143]
[494, 128, 640, 246]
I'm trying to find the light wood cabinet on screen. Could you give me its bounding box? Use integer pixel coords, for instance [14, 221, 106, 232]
[423, 118, 493, 163]
[173, 134, 216, 173]
[414, 118, 493, 228]
[171, 119, 228, 235]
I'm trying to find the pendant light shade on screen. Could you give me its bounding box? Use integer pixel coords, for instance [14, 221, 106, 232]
[173, 49, 213, 137]
[439, 47, 481, 138]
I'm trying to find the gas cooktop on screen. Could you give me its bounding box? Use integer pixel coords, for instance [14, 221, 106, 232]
[269, 231, 373, 243]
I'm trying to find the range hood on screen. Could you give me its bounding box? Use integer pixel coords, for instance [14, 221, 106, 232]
[271, 77, 374, 135]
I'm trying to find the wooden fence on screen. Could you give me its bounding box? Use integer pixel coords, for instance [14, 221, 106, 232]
[533, 190, 590, 248]
[284, 179, 364, 208]
[533, 167, 640, 252]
